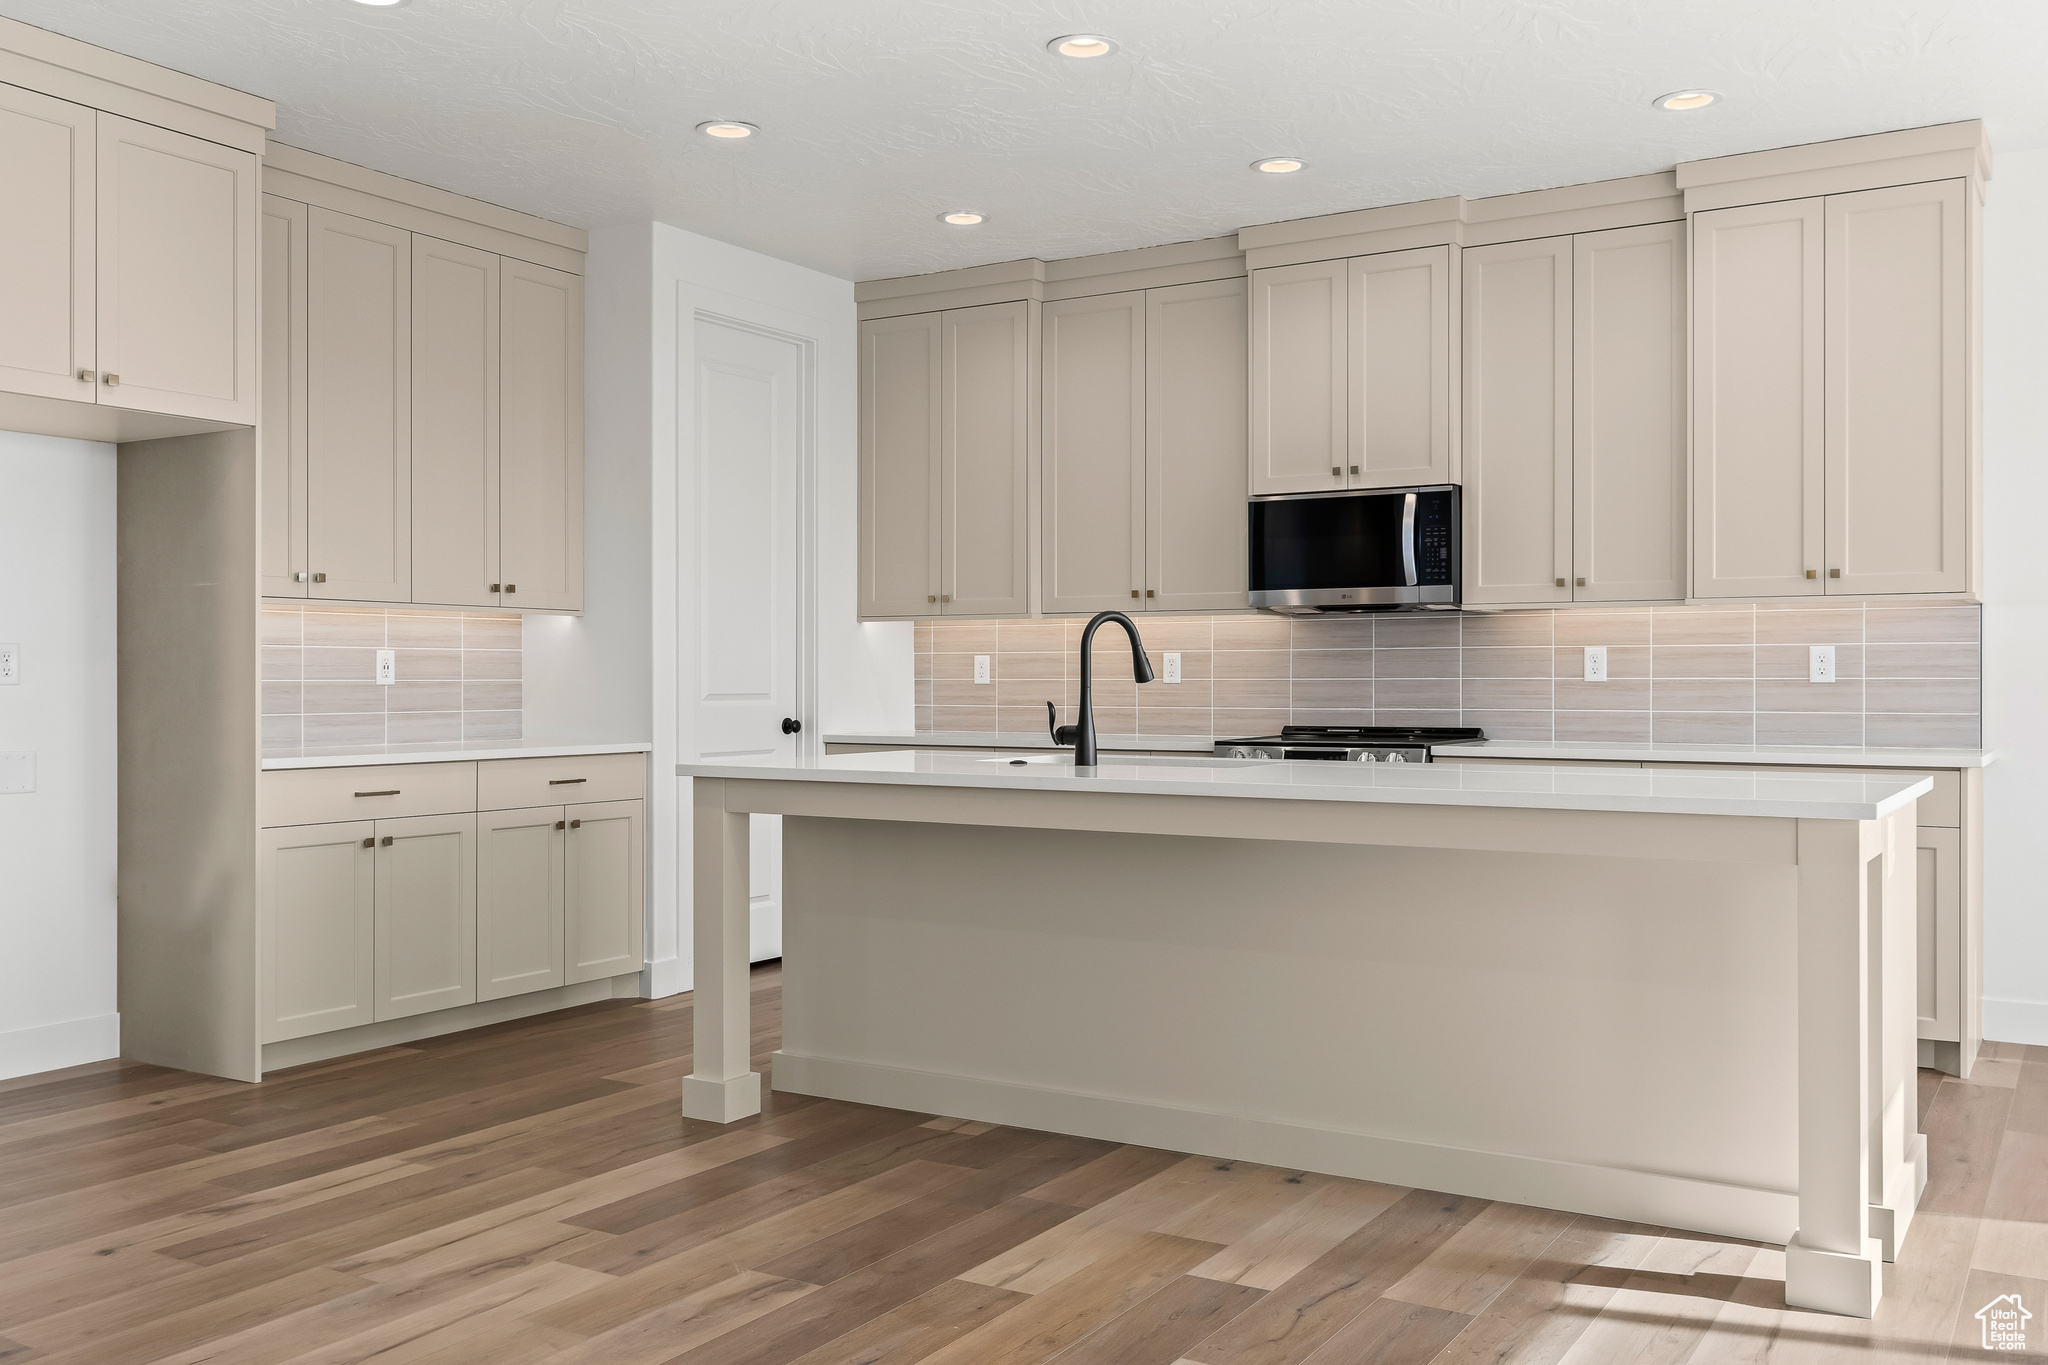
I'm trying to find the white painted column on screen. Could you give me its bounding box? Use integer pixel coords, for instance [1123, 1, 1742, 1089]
[680, 777, 762, 1121]
[1784, 817, 1884, 1317]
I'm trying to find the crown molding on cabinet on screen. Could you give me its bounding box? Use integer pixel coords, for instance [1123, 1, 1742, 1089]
[856, 257, 1046, 319]
[1676, 120, 1990, 212]
[263, 143, 587, 275]
[856, 235, 1249, 319]
[1, 14, 274, 152]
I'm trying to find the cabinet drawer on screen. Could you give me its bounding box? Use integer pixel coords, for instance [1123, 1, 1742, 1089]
[262, 763, 477, 828]
[478, 753, 646, 811]
[1643, 762, 1958, 827]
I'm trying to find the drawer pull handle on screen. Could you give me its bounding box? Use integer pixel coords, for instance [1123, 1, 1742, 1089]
[362, 837, 374, 848]
[355, 789, 400, 797]
[547, 778, 587, 785]
[569, 818, 582, 829]
[380, 835, 394, 846]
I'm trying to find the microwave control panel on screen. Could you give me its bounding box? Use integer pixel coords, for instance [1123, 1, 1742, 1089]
[1416, 490, 1456, 585]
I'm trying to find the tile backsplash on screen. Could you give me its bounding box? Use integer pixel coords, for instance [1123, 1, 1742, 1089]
[914, 603, 1982, 748]
[262, 605, 522, 750]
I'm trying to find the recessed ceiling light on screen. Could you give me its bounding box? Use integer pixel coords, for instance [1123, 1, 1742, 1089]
[1251, 157, 1307, 174]
[696, 120, 758, 138]
[1655, 90, 1719, 111]
[940, 212, 984, 226]
[1047, 33, 1118, 59]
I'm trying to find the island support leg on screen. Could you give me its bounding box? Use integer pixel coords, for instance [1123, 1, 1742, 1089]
[1784, 817, 1887, 1317]
[681, 778, 763, 1122]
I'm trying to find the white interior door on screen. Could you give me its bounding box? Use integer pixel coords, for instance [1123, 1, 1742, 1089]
[691, 315, 804, 962]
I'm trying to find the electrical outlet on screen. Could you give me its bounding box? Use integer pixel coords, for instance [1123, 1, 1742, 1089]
[1810, 645, 1836, 684]
[973, 655, 991, 685]
[1583, 646, 1607, 682]
[0, 643, 18, 685]
[375, 648, 396, 685]
[0, 751, 33, 794]
[1163, 651, 1182, 684]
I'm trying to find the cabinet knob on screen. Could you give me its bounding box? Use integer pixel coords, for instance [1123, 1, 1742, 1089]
[380, 835, 394, 846]
[78, 368, 95, 383]
[1145, 589, 1155, 597]
[927, 595, 936, 603]
[1829, 568, 1841, 579]
[1350, 465, 1361, 476]
[103, 373, 120, 387]
[490, 583, 501, 593]
[1130, 589, 1140, 598]
[940, 593, 949, 603]
[1805, 569, 1817, 579]
[1331, 466, 1341, 478]
[362, 837, 374, 848]
[311, 572, 327, 583]
[295, 572, 309, 583]
[556, 820, 566, 830]
[1554, 578, 1565, 588]
[1576, 577, 1586, 588]
[569, 818, 582, 829]
[504, 584, 517, 594]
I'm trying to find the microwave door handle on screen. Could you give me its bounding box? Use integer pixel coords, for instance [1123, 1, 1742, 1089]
[1400, 492, 1419, 587]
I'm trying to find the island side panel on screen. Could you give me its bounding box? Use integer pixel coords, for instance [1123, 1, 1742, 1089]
[681, 777, 762, 1121]
[774, 812, 1805, 1242]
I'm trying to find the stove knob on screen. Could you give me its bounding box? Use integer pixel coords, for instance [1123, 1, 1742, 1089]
[1255, 749, 1275, 760]
[1355, 751, 1375, 762]
[1386, 752, 1406, 763]
[1228, 747, 1250, 758]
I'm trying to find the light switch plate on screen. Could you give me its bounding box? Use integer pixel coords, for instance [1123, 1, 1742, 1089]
[0, 643, 18, 685]
[1163, 651, 1182, 684]
[0, 751, 34, 794]
[1810, 645, 1836, 683]
[1583, 646, 1607, 682]
[375, 648, 396, 685]
[973, 655, 991, 685]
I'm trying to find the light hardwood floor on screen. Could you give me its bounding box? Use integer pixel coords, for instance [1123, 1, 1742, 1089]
[0, 965, 2041, 1365]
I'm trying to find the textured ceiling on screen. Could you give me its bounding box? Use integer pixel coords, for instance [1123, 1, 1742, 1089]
[5, 0, 2042, 280]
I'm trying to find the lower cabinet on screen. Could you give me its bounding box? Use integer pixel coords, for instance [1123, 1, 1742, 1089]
[260, 756, 645, 1046]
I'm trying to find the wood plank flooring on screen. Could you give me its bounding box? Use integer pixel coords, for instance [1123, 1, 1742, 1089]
[1, 965, 2043, 1365]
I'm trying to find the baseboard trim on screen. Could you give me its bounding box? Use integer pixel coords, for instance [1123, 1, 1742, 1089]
[0, 1013, 121, 1082]
[262, 978, 634, 1074]
[1984, 998, 2048, 1049]
[770, 1050, 1799, 1244]
[645, 956, 688, 999]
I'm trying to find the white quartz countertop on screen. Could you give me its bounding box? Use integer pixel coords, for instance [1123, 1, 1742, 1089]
[1435, 739, 1997, 769]
[826, 731, 1215, 752]
[682, 749, 1931, 821]
[263, 741, 652, 771]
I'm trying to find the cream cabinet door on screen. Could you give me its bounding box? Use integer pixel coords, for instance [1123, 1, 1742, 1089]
[259, 821, 376, 1043]
[410, 235, 500, 608]
[1042, 291, 1145, 614]
[260, 195, 310, 597]
[1349, 245, 1458, 489]
[1147, 278, 1248, 612]
[307, 208, 412, 603]
[1916, 826, 1962, 1044]
[477, 806, 564, 1001]
[1574, 222, 1685, 603]
[942, 300, 1030, 616]
[1825, 180, 1968, 596]
[1249, 260, 1348, 495]
[373, 812, 477, 1020]
[500, 258, 586, 612]
[94, 114, 257, 424]
[858, 313, 943, 616]
[1462, 236, 1573, 605]
[1692, 198, 1826, 599]
[564, 799, 644, 984]
[0, 85, 95, 403]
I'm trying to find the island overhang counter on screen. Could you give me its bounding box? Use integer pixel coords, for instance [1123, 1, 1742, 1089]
[677, 750, 1932, 1317]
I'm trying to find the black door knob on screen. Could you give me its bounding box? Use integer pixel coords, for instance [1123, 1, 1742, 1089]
[781, 717, 802, 735]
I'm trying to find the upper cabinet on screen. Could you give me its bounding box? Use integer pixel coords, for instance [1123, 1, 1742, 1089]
[1692, 180, 1968, 599]
[859, 303, 1032, 618]
[256, 146, 588, 611]
[0, 70, 264, 439]
[1042, 290, 1145, 614]
[1249, 245, 1457, 496]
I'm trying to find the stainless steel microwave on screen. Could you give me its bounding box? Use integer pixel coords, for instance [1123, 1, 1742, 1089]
[1247, 485, 1461, 613]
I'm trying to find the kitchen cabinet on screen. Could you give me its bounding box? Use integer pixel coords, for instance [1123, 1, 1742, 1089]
[498, 259, 586, 612]
[477, 806, 565, 1002]
[1249, 247, 1456, 496]
[858, 304, 1030, 618]
[1042, 280, 1249, 615]
[259, 821, 376, 1044]
[1462, 223, 1684, 607]
[306, 207, 413, 603]
[410, 235, 499, 608]
[0, 84, 96, 403]
[1915, 826, 1962, 1047]
[95, 113, 258, 425]
[373, 812, 477, 1021]
[564, 800, 646, 984]
[260, 195, 310, 597]
[1693, 181, 1967, 599]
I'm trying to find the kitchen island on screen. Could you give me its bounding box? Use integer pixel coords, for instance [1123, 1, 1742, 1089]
[678, 750, 1931, 1316]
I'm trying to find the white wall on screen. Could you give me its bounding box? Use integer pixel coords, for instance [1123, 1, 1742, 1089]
[1981, 147, 2048, 1046]
[0, 432, 119, 1079]
[577, 221, 912, 997]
